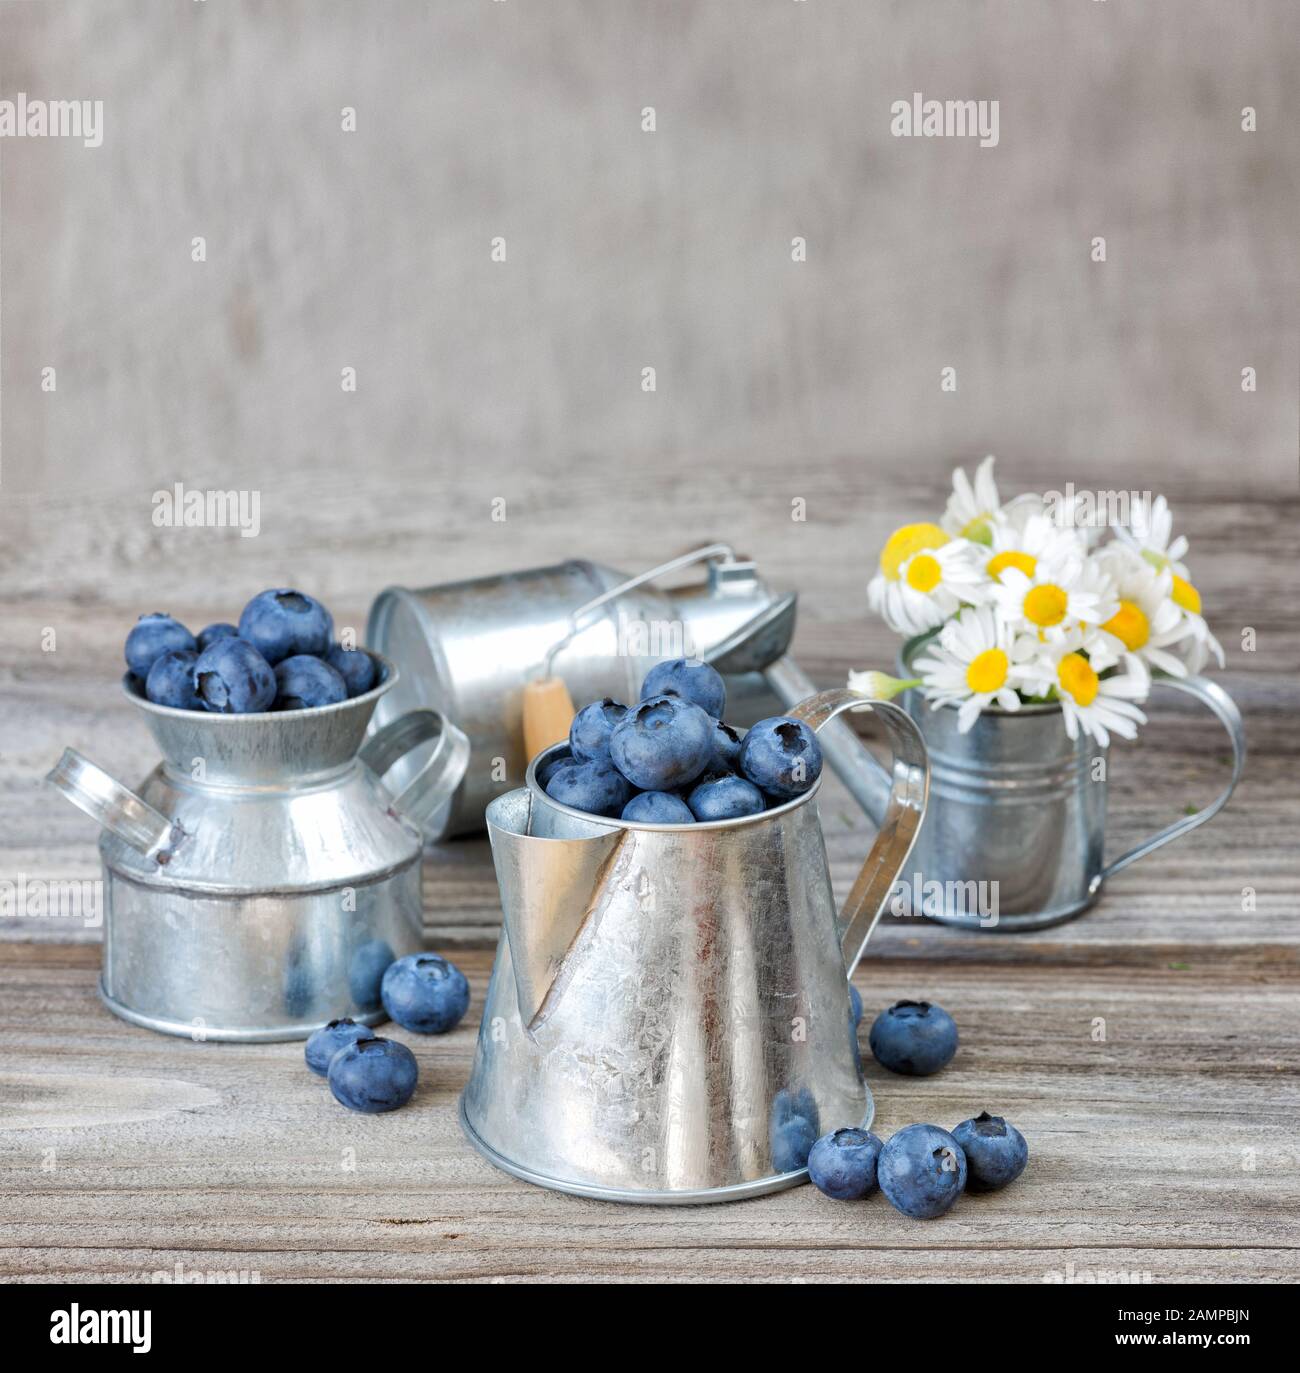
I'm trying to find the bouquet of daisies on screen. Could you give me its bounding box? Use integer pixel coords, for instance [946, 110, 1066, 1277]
[850, 458, 1223, 745]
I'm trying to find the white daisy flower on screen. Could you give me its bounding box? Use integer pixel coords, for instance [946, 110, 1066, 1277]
[1042, 488, 1112, 547]
[1166, 572, 1225, 672]
[912, 606, 1038, 733]
[941, 454, 1047, 542]
[990, 549, 1118, 643]
[983, 511, 1085, 586]
[1092, 547, 1192, 678]
[868, 524, 986, 637]
[1121, 494, 1190, 576]
[942, 455, 1002, 543]
[1115, 501, 1222, 672]
[1022, 635, 1150, 748]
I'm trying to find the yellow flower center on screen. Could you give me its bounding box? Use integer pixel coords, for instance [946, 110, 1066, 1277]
[961, 515, 994, 546]
[905, 553, 943, 593]
[880, 522, 948, 581]
[1058, 652, 1099, 706]
[1023, 583, 1069, 628]
[987, 550, 1037, 582]
[1171, 574, 1201, 615]
[1101, 599, 1149, 651]
[965, 647, 1009, 694]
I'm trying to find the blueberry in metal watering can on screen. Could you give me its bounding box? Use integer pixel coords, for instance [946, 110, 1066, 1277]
[459, 689, 929, 1204]
[367, 543, 886, 842]
[45, 658, 468, 1040]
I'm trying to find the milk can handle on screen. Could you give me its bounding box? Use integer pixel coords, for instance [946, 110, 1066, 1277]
[361, 708, 470, 835]
[45, 748, 184, 863]
[544, 543, 734, 675]
[1094, 675, 1245, 888]
[789, 690, 929, 977]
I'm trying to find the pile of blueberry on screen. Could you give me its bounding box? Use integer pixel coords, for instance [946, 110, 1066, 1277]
[303, 952, 470, 1114]
[124, 588, 378, 714]
[542, 658, 824, 822]
[803, 995, 1028, 1218]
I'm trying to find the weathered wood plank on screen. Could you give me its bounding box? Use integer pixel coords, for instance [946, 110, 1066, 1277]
[1, 946, 1296, 1282]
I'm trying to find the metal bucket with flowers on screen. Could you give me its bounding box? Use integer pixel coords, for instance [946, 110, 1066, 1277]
[851, 458, 1245, 931]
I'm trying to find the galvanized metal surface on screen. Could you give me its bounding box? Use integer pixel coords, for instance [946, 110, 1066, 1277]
[461, 690, 927, 1202]
[44, 660, 468, 1040]
[861, 642, 1248, 932]
[367, 550, 894, 846]
[367, 554, 787, 841]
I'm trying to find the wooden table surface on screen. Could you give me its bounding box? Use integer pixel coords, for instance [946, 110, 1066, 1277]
[2, 479, 1297, 1283]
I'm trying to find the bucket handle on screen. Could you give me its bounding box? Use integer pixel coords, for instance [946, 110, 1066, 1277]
[45, 748, 185, 863]
[361, 708, 470, 835]
[1094, 674, 1245, 889]
[543, 543, 734, 675]
[789, 690, 929, 976]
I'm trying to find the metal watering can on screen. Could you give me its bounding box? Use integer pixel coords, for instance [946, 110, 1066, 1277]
[459, 689, 929, 1204]
[828, 638, 1247, 931]
[367, 545, 870, 842]
[45, 660, 468, 1040]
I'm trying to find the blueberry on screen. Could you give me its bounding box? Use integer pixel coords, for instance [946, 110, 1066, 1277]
[327, 1035, 418, 1113]
[124, 613, 195, 679]
[808, 1127, 884, 1200]
[281, 936, 313, 1019]
[621, 790, 694, 824]
[145, 649, 200, 709]
[686, 770, 765, 821]
[951, 1112, 1028, 1192]
[869, 999, 959, 1076]
[771, 1114, 817, 1172]
[878, 1123, 967, 1218]
[609, 694, 714, 791]
[535, 749, 571, 789]
[195, 622, 238, 653]
[544, 758, 633, 818]
[569, 698, 628, 763]
[739, 716, 824, 802]
[380, 953, 470, 1034]
[640, 658, 726, 718]
[347, 938, 394, 1012]
[193, 637, 276, 714]
[325, 644, 378, 697]
[711, 719, 744, 770]
[305, 1017, 375, 1076]
[849, 983, 863, 1028]
[790, 1085, 821, 1138]
[770, 1085, 821, 1171]
[274, 654, 348, 711]
[236, 588, 334, 665]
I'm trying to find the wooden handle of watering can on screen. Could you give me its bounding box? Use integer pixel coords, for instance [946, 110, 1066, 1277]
[523, 677, 576, 761]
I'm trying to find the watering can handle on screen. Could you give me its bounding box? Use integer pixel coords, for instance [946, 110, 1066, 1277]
[764, 657, 894, 824]
[1094, 674, 1245, 888]
[361, 708, 470, 835]
[789, 690, 929, 977]
[45, 748, 184, 863]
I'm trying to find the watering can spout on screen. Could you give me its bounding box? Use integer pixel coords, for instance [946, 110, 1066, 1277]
[485, 789, 625, 1027]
